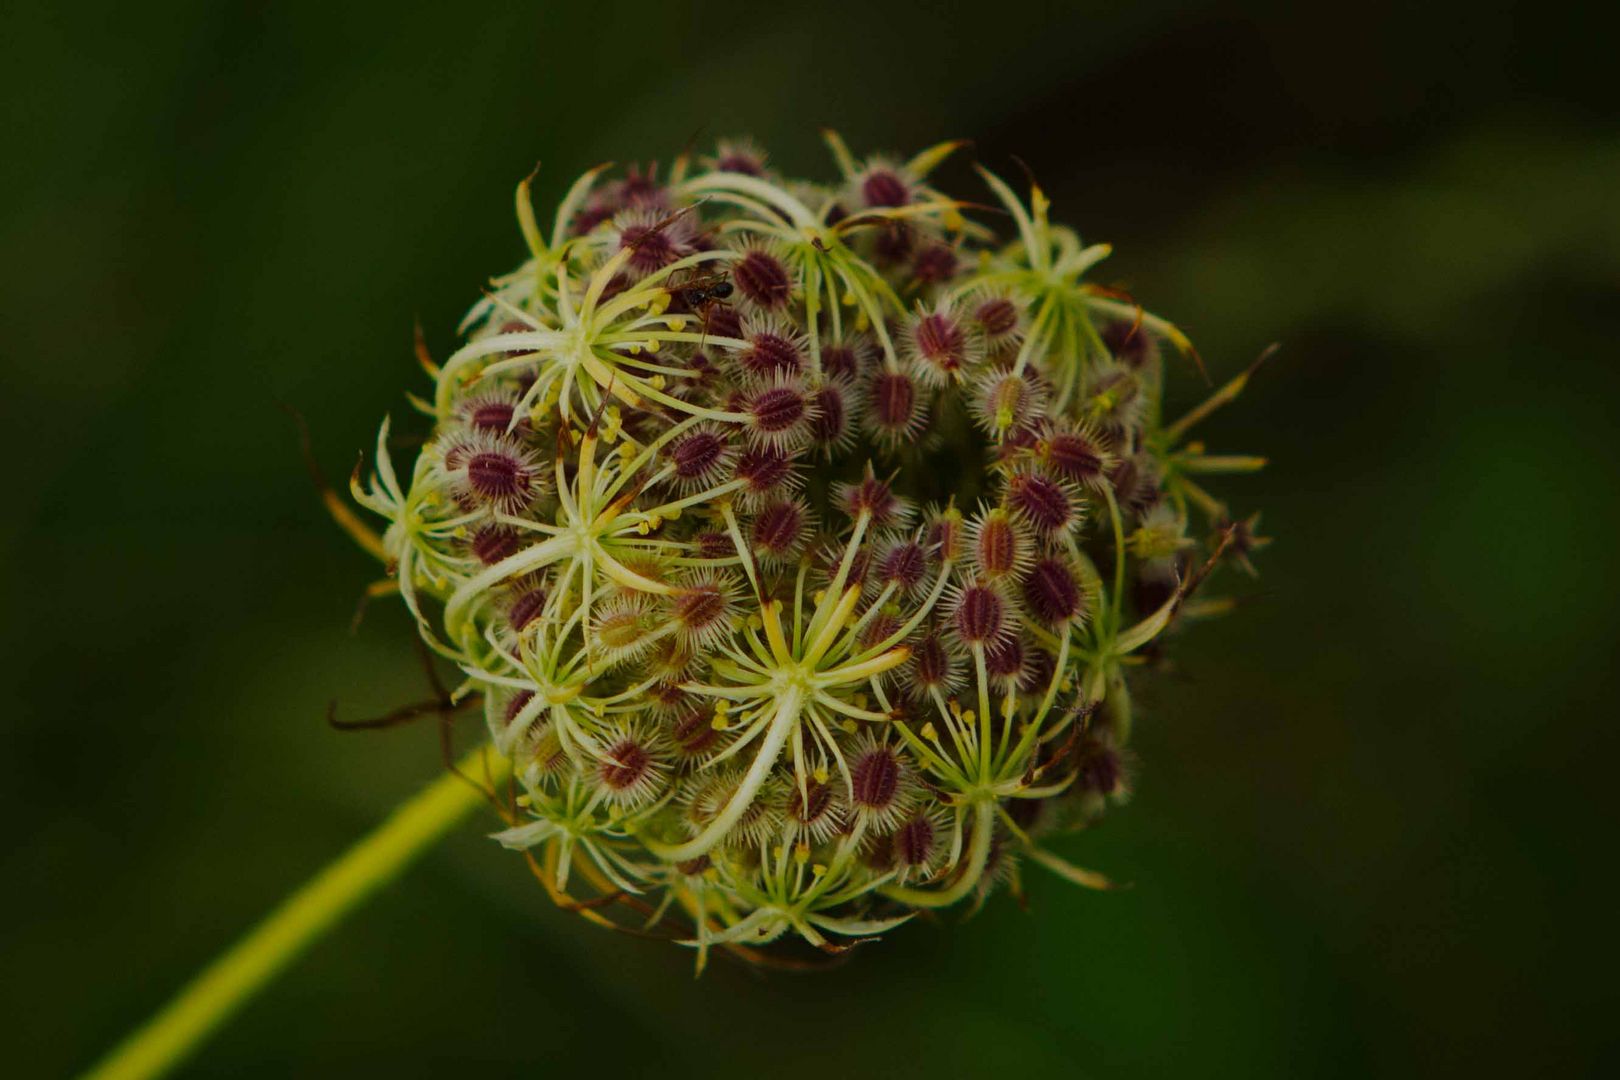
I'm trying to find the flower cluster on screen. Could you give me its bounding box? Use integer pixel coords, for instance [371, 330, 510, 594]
[349, 133, 1267, 968]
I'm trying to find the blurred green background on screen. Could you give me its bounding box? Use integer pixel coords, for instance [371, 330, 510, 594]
[4, 1, 1617, 1076]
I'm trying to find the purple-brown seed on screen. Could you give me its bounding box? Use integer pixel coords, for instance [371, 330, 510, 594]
[821, 344, 860, 380]
[509, 587, 547, 632]
[671, 429, 729, 484]
[861, 169, 910, 207]
[927, 509, 965, 564]
[952, 584, 1007, 644]
[1101, 319, 1153, 368]
[1111, 455, 1162, 515]
[1043, 430, 1106, 485]
[911, 633, 955, 691]
[850, 745, 903, 809]
[788, 779, 835, 826]
[619, 224, 678, 275]
[984, 634, 1027, 686]
[705, 304, 743, 342]
[868, 370, 920, 439]
[670, 708, 722, 759]
[504, 690, 535, 725]
[912, 244, 957, 284]
[466, 451, 529, 502]
[974, 512, 1024, 579]
[676, 854, 712, 875]
[599, 738, 653, 791]
[809, 383, 849, 448]
[1077, 738, 1124, 796]
[913, 312, 969, 377]
[716, 149, 764, 176]
[975, 297, 1020, 338]
[873, 221, 915, 264]
[1020, 646, 1057, 695]
[751, 500, 806, 558]
[1023, 558, 1086, 626]
[672, 582, 729, 636]
[840, 474, 900, 525]
[740, 331, 802, 375]
[893, 815, 937, 866]
[732, 250, 792, 308]
[470, 526, 520, 566]
[470, 401, 516, 432]
[877, 540, 927, 593]
[695, 531, 735, 561]
[1006, 472, 1076, 536]
[858, 611, 904, 651]
[734, 445, 796, 495]
[977, 371, 1041, 435]
[749, 385, 807, 434]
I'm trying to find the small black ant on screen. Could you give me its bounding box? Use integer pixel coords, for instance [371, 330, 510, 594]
[671, 268, 733, 310]
[666, 266, 733, 351]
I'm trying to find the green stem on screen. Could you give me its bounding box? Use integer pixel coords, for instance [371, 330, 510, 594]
[1103, 483, 1127, 633]
[81, 750, 499, 1080]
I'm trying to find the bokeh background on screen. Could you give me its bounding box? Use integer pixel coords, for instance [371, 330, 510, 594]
[5, 1, 1617, 1076]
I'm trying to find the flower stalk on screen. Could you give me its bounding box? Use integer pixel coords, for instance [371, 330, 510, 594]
[82, 750, 503, 1080]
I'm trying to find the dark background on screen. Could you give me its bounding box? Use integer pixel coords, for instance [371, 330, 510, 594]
[5, 1, 1617, 1076]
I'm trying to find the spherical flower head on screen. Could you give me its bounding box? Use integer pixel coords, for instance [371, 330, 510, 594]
[861, 167, 912, 208]
[984, 634, 1030, 693]
[889, 805, 952, 882]
[592, 595, 664, 667]
[457, 390, 524, 435]
[342, 133, 1271, 968]
[667, 704, 724, 766]
[926, 503, 968, 565]
[781, 776, 844, 843]
[911, 242, 959, 286]
[503, 579, 548, 634]
[971, 292, 1024, 352]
